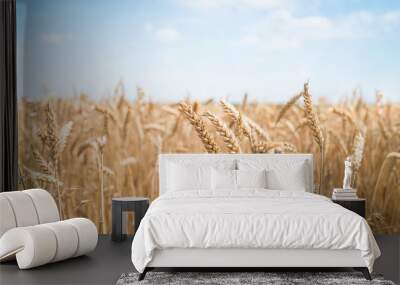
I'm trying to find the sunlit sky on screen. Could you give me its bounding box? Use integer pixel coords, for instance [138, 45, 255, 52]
[17, 0, 400, 102]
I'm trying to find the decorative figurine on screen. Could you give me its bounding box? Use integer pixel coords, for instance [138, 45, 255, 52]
[343, 157, 353, 190]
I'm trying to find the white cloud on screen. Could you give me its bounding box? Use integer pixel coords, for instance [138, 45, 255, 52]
[155, 28, 182, 43]
[238, 9, 400, 50]
[40, 33, 72, 45]
[383, 11, 400, 25]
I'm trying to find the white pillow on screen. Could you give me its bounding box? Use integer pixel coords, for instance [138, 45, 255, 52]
[167, 163, 212, 191]
[266, 165, 307, 191]
[236, 169, 267, 188]
[212, 169, 237, 190]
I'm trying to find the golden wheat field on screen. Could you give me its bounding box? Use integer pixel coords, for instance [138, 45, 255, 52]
[17, 83, 400, 234]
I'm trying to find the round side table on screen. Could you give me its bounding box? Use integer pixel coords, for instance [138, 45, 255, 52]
[111, 197, 149, 242]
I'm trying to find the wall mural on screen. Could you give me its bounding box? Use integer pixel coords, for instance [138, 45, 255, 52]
[17, 0, 400, 234]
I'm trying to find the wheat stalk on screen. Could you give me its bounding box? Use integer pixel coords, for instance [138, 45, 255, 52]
[44, 103, 66, 219]
[302, 82, 325, 194]
[32, 150, 52, 175]
[302, 83, 324, 149]
[350, 127, 366, 188]
[253, 141, 297, 153]
[245, 116, 270, 141]
[253, 141, 283, 153]
[45, 103, 57, 147]
[96, 136, 107, 234]
[275, 92, 302, 125]
[179, 102, 219, 153]
[220, 100, 250, 133]
[220, 99, 257, 151]
[371, 152, 400, 209]
[122, 109, 131, 140]
[56, 121, 74, 155]
[330, 107, 360, 131]
[94, 105, 117, 124]
[203, 111, 241, 153]
[327, 129, 348, 155]
[143, 123, 166, 134]
[377, 118, 390, 141]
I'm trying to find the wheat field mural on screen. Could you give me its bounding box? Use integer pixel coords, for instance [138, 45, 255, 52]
[17, 83, 400, 234]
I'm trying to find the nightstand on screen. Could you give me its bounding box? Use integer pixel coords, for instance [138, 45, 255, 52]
[111, 197, 149, 241]
[332, 198, 366, 218]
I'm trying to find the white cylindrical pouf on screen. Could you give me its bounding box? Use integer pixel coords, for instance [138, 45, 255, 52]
[0, 226, 58, 269]
[0, 196, 17, 237]
[23, 189, 60, 224]
[64, 218, 98, 257]
[42, 221, 79, 262]
[0, 192, 39, 227]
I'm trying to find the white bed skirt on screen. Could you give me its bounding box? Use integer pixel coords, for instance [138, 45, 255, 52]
[148, 248, 366, 268]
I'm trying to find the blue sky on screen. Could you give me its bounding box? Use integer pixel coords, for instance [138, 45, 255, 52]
[17, 0, 400, 102]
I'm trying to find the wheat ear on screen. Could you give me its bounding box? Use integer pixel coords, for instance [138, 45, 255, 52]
[253, 141, 283, 153]
[220, 99, 256, 150]
[44, 103, 65, 219]
[121, 109, 131, 140]
[179, 102, 219, 153]
[330, 107, 360, 130]
[245, 117, 270, 141]
[302, 82, 325, 194]
[203, 111, 241, 153]
[350, 129, 366, 188]
[45, 103, 58, 155]
[220, 100, 250, 134]
[56, 121, 74, 156]
[253, 141, 297, 153]
[302, 83, 324, 149]
[94, 105, 117, 124]
[32, 150, 52, 175]
[275, 92, 302, 125]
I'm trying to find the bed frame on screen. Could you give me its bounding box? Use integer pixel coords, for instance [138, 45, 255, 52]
[139, 154, 371, 280]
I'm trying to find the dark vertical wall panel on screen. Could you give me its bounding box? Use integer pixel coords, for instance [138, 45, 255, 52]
[0, 0, 18, 192]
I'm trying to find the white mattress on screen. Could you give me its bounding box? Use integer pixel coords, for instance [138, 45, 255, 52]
[131, 189, 380, 273]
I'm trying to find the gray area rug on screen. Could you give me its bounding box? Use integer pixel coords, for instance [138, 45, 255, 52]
[116, 272, 396, 285]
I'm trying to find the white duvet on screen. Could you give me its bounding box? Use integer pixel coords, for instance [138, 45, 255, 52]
[131, 189, 380, 273]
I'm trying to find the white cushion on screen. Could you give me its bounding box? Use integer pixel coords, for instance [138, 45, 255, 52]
[42, 221, 79, 262]
[0, 196, 16, 237]
[167, 163, 212, 191]
[0, 192, 39, 227]
[236, 170, 267, 188]
[64, 218, 98, 257]
[23, 189, 60, 223]
[212, 169, 237, 190]
[266, 164, 307, 191]
[238, 159, 310, 191]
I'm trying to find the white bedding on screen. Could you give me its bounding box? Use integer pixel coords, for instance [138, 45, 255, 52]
[131, 190, 380, 273]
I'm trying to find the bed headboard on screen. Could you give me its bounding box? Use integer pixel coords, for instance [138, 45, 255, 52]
[159, 154, 314, 195]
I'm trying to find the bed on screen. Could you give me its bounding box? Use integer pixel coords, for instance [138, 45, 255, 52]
[131, 154, 380, 280]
